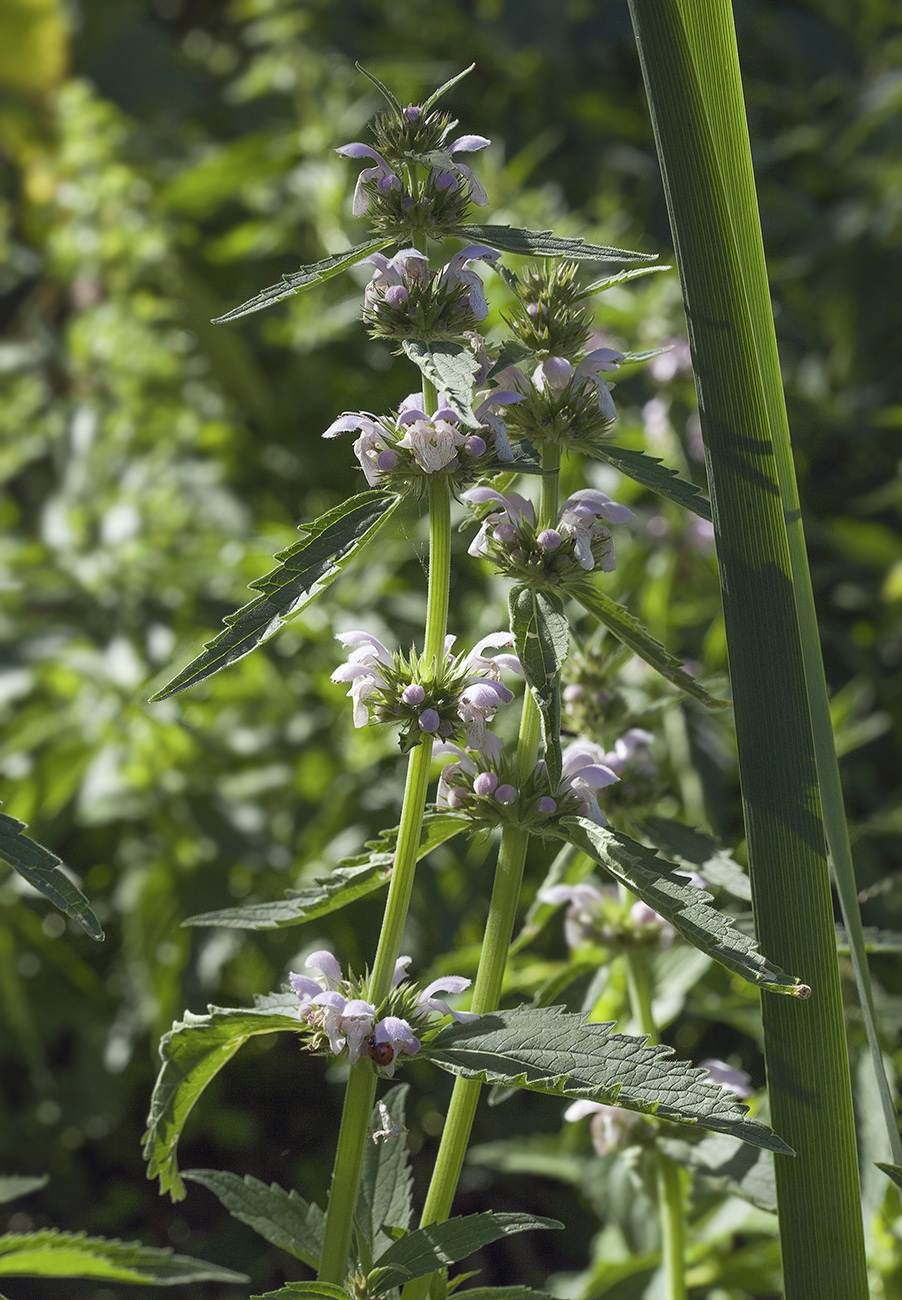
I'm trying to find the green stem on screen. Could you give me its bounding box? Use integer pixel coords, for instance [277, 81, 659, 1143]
[622, 944, 686, 1300]
[317, 1059, 378, 1284]
[319, 426, 452, 1283]
[402, 446, 563, 1300]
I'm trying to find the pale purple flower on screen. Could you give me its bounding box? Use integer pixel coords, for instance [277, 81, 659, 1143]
[699, 1058, 754, 1099]
[461, 486, 535, 557]
[330, 630, 393, 726]
[558, 741, 620, 824]
[433, 134, 491, 206]
[322, 412, 393, 486]
[563, 1100, 641, 1155]
[436, 245, 500, 320]
[539, 880, 612, 950]
[417, 976, 479, 1024]
[362, 248, 429, 311]
[335, 142, 402, 215]
[397, 416, 466, 472]
[629, 900, 675, 948]
[557, 489, 634, 571]
[599, 728, 655, 777]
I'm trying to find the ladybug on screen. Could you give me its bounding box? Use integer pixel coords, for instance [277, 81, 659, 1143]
[366, 1036, 395, 1067]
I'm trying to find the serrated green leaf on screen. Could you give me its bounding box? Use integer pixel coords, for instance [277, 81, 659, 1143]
[0, 810, 103, 941]
[400, 341, 481, 428]
[448, 1288, 557, 1300]
[211, 238, 394, 323]
[0, 1176, 48, 1206]
[355, 63, 404, 117]
[572, 583, 728, 709]
[456, 226, 656, 263]
[582, 264, 673, 295]
[183, 814, 468, 930]
[182, 1170, 325, 1269]
[143, 994, 301, 1201]
[0, 1230, 247, 1284]
[355, 1085, 412, 1268]
[152, 491, 401, 700]
[639, 815, 751, 900]
[420, 64, 476, 114]
[509, 585, 569, 790]
[422, 1007, 792, 1153]
[252, 1284, 350, 1300]
[487, 339, 533, 377]
[367, 1212, 561, 1294]
[875, 1163, 902, 1192]
[583, 442, 711, 521]
[557, 818, 805, 996]
[656, 1130, 777, 1213]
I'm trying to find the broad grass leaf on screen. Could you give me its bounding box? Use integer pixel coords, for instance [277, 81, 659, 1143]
[182, 1171, 325, 1269]
[211, 238, 394, 322]
[422, 1006, 792, 1153]
[183, 814, 468, 930]
[152, 490, 401, 700]
[143, 995, 300, 1200]
[0, 810, 103, 941]
[558, 817, 805, 995]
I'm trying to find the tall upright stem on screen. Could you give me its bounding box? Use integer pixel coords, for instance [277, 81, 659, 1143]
[404, 445, 562, 1292]
[319, 381, 451, 1283]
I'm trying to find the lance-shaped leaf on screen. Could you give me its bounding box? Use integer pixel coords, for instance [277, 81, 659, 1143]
[876, 1164, 902, 1192]
[456, 226, 656, 263]
[183, 814, 468, 930]
[366, 1212, 561, 1294]
[0, 1230, 247, 1285]
[421, 1007, 792, 1153]
[252, 1285, 350, 1300]
[509, 585, 569, 790]
[400, 340, 481, 428]
[355, 1085, 413, 1269]
[0, 810, 103, 942]
[583, 443, 711, 521]
[571, 582, 728, 709]
[143, 994, 301, 1201]
[211, 238, 394, 323]
[639, 815, 751, 900]
[182, 1170, 325, 1269]
[556, 817, 807, 996]
[582, 264, 672, 295]
[656, 1131, 777, 1213]
[152, 490, 401, 700]
[0, 1177, 47, 1207]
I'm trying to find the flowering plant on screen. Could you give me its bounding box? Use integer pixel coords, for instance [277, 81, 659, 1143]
[137, 63, 829, 1300]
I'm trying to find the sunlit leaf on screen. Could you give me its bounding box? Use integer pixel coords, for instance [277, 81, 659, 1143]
[422, 1007, 792, 1152]
[355, 1085, 412, 1268]
[657, 1131, 777, 1213]
[509, 585, 569, 790]
[211, 239, 394, 323]
[457, 226, 656, 263]
[152, 491, 401, 700]
[0, 1177, 47, 1207]
[556, 818, 806, 995]
[0, 810, 103, 941]
[182, 1170, 324, 1269]
[400, 340, 481, 428]
[584, 443, 711, 520]
[0, 1230, 247, 1284]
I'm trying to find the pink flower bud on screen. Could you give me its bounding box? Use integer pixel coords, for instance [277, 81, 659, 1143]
[494, 784, 517, 805]
[464, 435, 486, 456]
[402, 683, 426, 705]
[418, 709, 441, 732]
[538, 796, 557, 815]
[474, 772, 500, 796]
[537, 529, 562, 550]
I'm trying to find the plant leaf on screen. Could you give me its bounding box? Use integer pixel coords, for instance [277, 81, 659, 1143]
[400, 340, 481, 428]
[182, 1170, 325, 1269]
[582, 264, 673, 294]
[583, 442, 711, 521]
[509, 585, 569, 790]
[639, 815, 751, 900]
[367, 1213, 561, 1294]
[0, 1230, 247, 1284]
[0, 810, 103, 941]
[211, 238, 394, 323]
[355, 1085, 413, 1267]
[456, 226, 656, 263]
[835, 926, 902, 954]
[354, 63, 404, 116]
[143, 994, 301, 1201]
[556, 818, 806, 996]
[876, 1163, 902, 1192]
[422, 1007, 792, 1153]
[0, 1177, 48, 1206]
[151, 491, 401, 700]
[183, 814, 468, 930]
[420, 63, 476, 114]
[656, 1131, 777, 1213]
[571, 583, 728, 709]
[450, 1287, 557, 1300]
[252, 1285, 350, 1300]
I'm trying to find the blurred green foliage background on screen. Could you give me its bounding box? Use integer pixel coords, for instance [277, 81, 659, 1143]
[1, 1, 900, 1297]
